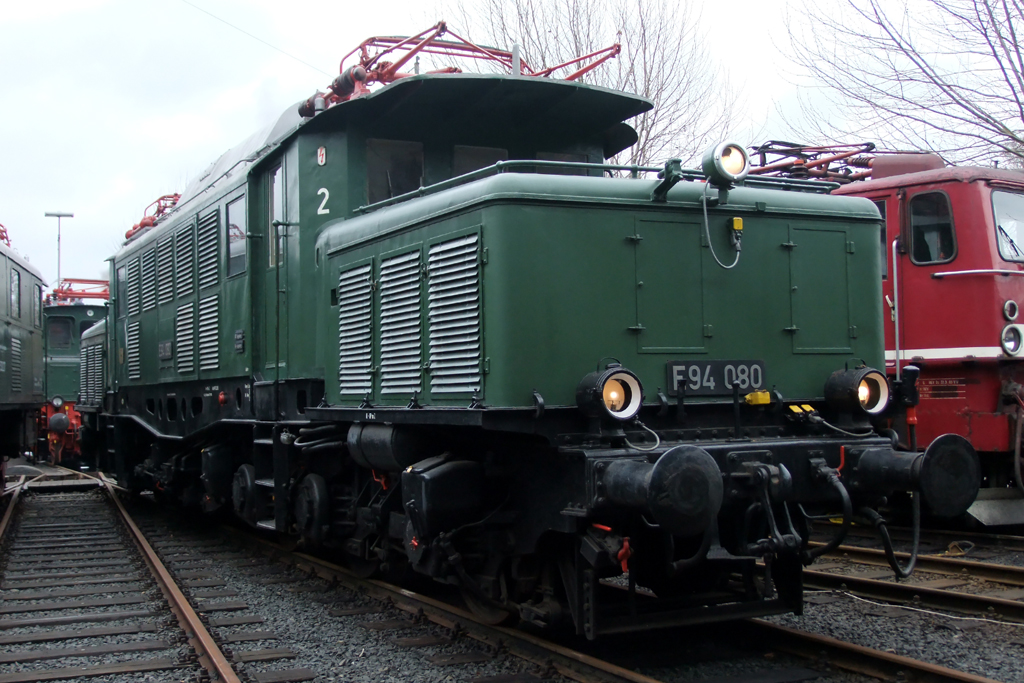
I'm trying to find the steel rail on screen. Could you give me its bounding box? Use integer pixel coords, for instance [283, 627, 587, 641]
[812, 521, 1024, 553]
[802, 568, 1024, 622]
[815, 542, 1024, 586]
[235, 532, 663, 683]
[236, 528, 999, 683]
[744, 620, 1001, 683]
[0, 477, 25, 540]
[104, 482, 241, 683]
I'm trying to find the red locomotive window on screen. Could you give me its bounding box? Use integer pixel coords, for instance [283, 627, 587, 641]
[993, 190, 1024, 262]
[226, 196, 247, 277]
[367, 139, 423, 204]
[47, 317, 72, 350]
[909, 192, 956, 265]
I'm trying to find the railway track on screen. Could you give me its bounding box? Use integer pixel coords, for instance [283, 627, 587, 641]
[0, 470, 307, 683]
[2, 469, 1009, 683]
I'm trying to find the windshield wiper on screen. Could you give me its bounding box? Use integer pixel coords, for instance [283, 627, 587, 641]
[999, 224, 1023, 257]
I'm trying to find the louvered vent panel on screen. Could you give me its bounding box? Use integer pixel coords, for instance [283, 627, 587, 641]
[93, 346, 104, 403]
[337, 264, 373, 395]
[157, 236, 174, 305]
[379, 251, 422, 395]
[80, 346, 88, 400]
[175, 224, 195, 297]
[10, 338, 22, 394]
[197, 211, 219, 290]
[198, 295, 219, 371]
[127, 322, 141, 380]
[127, 257, 141, 316]
[427, 234, 482, 394]
[141, 249, 157, 311]
[85, 346, 97, 404]
[175, 302, 195, 374]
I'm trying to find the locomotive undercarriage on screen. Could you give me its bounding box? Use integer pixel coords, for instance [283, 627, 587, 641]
[94, 396, 978, 638]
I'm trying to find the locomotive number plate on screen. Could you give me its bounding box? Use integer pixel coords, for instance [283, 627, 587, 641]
[666, 360, 766, 397]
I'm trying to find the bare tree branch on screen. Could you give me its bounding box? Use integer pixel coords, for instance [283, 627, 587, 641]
[785, 0, 1024, 165]
[444, 0, 736, 166]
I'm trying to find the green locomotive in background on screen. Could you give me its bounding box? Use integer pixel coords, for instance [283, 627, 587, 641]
[0, 239, 45, 458]
[84, 30, 980, 638]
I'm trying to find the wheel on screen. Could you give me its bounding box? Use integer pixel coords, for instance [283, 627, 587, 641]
[294, 474, 330, 544]
[231, 464, 260, 525]
[461, 572, 517, 625]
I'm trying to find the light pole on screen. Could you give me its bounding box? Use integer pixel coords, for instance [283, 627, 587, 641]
[44, 212, 73, 285]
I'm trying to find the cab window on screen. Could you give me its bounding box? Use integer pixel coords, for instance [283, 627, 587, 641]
[367, 139, 423, 204]
[910, 192, 956, 264]
[47, 317, 73, 350]
[33, 284, 42, 327]
[116, 265, 127, 317]
[454, 145, 507, 177]
[9, 268, 20, 317]
[226, 195, 247, 277]
[993, 190, 1024, 262]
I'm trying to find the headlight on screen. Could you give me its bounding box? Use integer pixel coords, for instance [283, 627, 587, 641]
[824, 367, 890, 416]
[577, 365, 644, 421]
[701, 141, 750, 187]
[1002, 324, 1023, 356]
[51, 396, 64, 410]
[1004, 300, 1019, 321]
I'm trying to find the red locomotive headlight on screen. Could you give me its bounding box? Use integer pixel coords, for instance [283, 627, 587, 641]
[1001, 325, 1023, 356]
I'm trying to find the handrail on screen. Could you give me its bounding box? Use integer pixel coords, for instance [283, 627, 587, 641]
[931, 268, 1024, 279]
[355, 160, 838, 215]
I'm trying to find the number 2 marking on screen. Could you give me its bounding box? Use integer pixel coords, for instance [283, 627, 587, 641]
[317, 188, 330, 215]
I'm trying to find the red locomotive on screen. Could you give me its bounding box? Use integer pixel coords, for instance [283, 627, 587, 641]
[752, 142, 1024, 524]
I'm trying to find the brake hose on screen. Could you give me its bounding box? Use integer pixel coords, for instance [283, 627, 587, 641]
[860, 492, 921, 579]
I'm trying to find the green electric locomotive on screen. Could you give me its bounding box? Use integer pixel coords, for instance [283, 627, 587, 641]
[0, 238, 45, 459]
[87, 28, 980, 637]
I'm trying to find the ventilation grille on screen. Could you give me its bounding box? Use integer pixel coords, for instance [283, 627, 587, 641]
[80, 346, 88, 399]
[175, 302, 195, 374]
[338, 264, 373, 395]
[141, 249, 157, 311]
[127, 257, 141, 316]
[93, 347, 104, 404]
[127, 321, 141, 380]
[157, 236, 174, 305]
[10, 338, 22, 394]
[198, 295, 219, 371]
[175, 223, 195, 298]
[427, 234, 482, 394]
[197, 210, 219, 290]
[380, 251, 422, 395]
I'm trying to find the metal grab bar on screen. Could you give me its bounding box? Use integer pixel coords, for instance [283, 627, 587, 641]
[931, 268, 1024, 279]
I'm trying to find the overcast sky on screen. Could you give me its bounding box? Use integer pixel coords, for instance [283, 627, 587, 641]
[0, 0, 796, 286]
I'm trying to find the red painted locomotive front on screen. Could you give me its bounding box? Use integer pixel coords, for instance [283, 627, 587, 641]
[36, 402, 83, 466]
[836, 168, 1024, 478]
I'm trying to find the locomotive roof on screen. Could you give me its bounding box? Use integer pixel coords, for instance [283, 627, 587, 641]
[833, 165, 1024, 194]
[319, 171, 881, 255]
[115, 73, 652, 257]
[80, 317, 106, 342]
[0, 240, 45, 284]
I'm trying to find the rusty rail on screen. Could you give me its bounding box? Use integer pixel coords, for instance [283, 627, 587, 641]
[104, 482, 240, 683]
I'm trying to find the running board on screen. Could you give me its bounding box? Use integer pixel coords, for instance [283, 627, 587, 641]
[965, 488, 1024, 526]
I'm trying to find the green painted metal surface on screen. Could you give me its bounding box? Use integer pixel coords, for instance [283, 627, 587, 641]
[43, 303, 106, 402]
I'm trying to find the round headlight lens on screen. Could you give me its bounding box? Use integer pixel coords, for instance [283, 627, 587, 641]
[720, 145, 747, 177]
[1005, 300, 1019, 321]
[577, 366, 644, 421]
[1002, 325, 1022, 355]
[702, 140, 750, 187]
[603, 379, 628, 412]
[857, 372, 889, 414]
[51, 396, 64, 410]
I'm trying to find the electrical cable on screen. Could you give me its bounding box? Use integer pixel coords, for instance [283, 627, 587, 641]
[701, 183, 741, 269]
[177, 0, 332, 77]
[625, 420, 661, 452]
